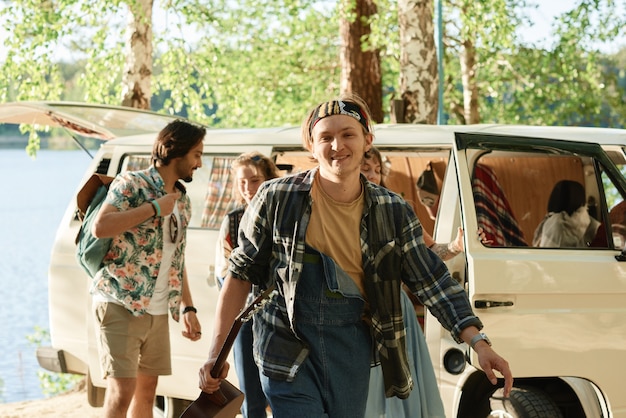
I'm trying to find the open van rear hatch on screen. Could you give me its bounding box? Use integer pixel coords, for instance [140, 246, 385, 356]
[0, 101, 182, 140]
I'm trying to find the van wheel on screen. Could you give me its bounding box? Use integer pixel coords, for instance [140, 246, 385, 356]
[489, 386, 563, 418]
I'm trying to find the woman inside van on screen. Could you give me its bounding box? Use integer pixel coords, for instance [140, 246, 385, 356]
[533, 179, 601, 248]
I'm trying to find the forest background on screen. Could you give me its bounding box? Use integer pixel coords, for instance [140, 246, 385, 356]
[1, 0, 626, 155]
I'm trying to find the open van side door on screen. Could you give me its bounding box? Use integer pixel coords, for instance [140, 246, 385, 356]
[452, 132, 626, 415]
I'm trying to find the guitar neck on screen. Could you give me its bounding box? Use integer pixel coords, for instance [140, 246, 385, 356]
[211, 284, 276, 378]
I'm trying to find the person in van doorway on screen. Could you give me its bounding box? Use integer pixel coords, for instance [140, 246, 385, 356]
[367, 149, 487, 328]
[198, 94, 513, 418]
[364, 150, 465, 261]
[215, 152, 279, 418]
[91, 120, 205, 418]
[415, 163, 441, 222]
[361, 147, 445, 417]
[533, 179, 601, 248]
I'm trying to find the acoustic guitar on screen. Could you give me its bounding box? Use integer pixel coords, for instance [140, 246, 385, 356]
[180, 285, 276, 418]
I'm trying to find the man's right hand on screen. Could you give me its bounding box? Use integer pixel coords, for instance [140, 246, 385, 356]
[198, 359, 230, 394]
[157, 191, 181, 217]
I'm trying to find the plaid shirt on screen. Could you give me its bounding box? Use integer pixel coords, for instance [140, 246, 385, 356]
[229, 168, 482, 398]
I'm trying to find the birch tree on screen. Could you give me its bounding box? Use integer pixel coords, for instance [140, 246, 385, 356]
[398, 0, 438, 124]
[121, 0, 153, 109]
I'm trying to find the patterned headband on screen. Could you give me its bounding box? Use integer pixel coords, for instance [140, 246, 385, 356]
[309, 100, 370, 134]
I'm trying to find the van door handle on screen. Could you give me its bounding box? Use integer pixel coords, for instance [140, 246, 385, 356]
[474, 300, 514, 309]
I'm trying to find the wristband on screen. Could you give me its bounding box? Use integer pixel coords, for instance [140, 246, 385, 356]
[150, 200, 161, 217]
[183, 306, 197, 314]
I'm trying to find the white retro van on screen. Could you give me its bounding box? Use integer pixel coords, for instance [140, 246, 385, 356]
[2, 102, 626, 417]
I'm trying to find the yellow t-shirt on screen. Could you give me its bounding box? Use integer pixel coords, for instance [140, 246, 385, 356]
[306, 176, 365, 295]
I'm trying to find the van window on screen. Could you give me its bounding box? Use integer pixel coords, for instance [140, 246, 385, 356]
[199, 156, 237, 229]
[473, 150, 615, 249]
[121, 149, 460, 234]
[119, 154, 238, 230]
[372, 150, 451, 238]
[123, 155, 151, 172]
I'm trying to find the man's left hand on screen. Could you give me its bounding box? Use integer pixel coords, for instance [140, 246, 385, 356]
[182, 311, 202, 341]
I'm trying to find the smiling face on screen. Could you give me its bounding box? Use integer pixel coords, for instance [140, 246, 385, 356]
[175, 140, 204, 182]
[235, 164, 265, 204]
[310, 115, 372, 181]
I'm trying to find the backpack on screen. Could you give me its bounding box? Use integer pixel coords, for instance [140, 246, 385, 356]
[75, 171, 157, 278]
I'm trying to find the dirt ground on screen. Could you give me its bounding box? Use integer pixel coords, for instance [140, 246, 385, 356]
[0, 388, 101, 418]
[0, 387, 251, 418]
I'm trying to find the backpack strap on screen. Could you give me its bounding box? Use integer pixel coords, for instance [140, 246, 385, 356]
[137, 171, 162, 196]
[76, 173, 115, 219]
[136, 170, 186, 197]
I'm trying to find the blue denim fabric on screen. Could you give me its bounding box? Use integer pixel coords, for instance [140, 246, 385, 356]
[233, 319, 269, 418]
[365, 291, 446, 418]
[260, 249, 371, 418]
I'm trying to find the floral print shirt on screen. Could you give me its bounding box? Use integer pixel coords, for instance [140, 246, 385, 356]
[90, 166, 190, 322]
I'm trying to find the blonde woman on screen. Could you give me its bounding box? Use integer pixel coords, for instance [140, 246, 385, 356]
[215, 151, 279, 418]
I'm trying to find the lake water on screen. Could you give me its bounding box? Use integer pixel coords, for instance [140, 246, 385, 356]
[0, 149, 92, 403]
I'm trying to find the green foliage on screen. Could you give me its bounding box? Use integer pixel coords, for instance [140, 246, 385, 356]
[482, 46, 606, 125]
[0, 0, 625, 139]
[442, 0, 531, 123]
[0, 0, 342, 131]
[26, 326, 84, 397]
[438, 0, 626, 126]
[1, 0, 70, 103]
[158, 0, 341, 127]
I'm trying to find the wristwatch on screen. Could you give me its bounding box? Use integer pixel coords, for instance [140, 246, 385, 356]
[470, 332, 492, 349]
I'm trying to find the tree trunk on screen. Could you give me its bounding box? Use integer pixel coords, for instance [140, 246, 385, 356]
[339, 0, 383, 123]
[121, 0, 153, 110]
[460, 38, 480, 124]
[398, 0, 438, 124]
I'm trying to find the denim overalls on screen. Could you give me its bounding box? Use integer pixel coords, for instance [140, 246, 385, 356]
[259, 247, 372, 418]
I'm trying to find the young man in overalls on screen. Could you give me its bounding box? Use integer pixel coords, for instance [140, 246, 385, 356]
[199, 95, 513, 417]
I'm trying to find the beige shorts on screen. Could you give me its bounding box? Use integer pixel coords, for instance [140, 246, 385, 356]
[93, 301, 171, 379]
